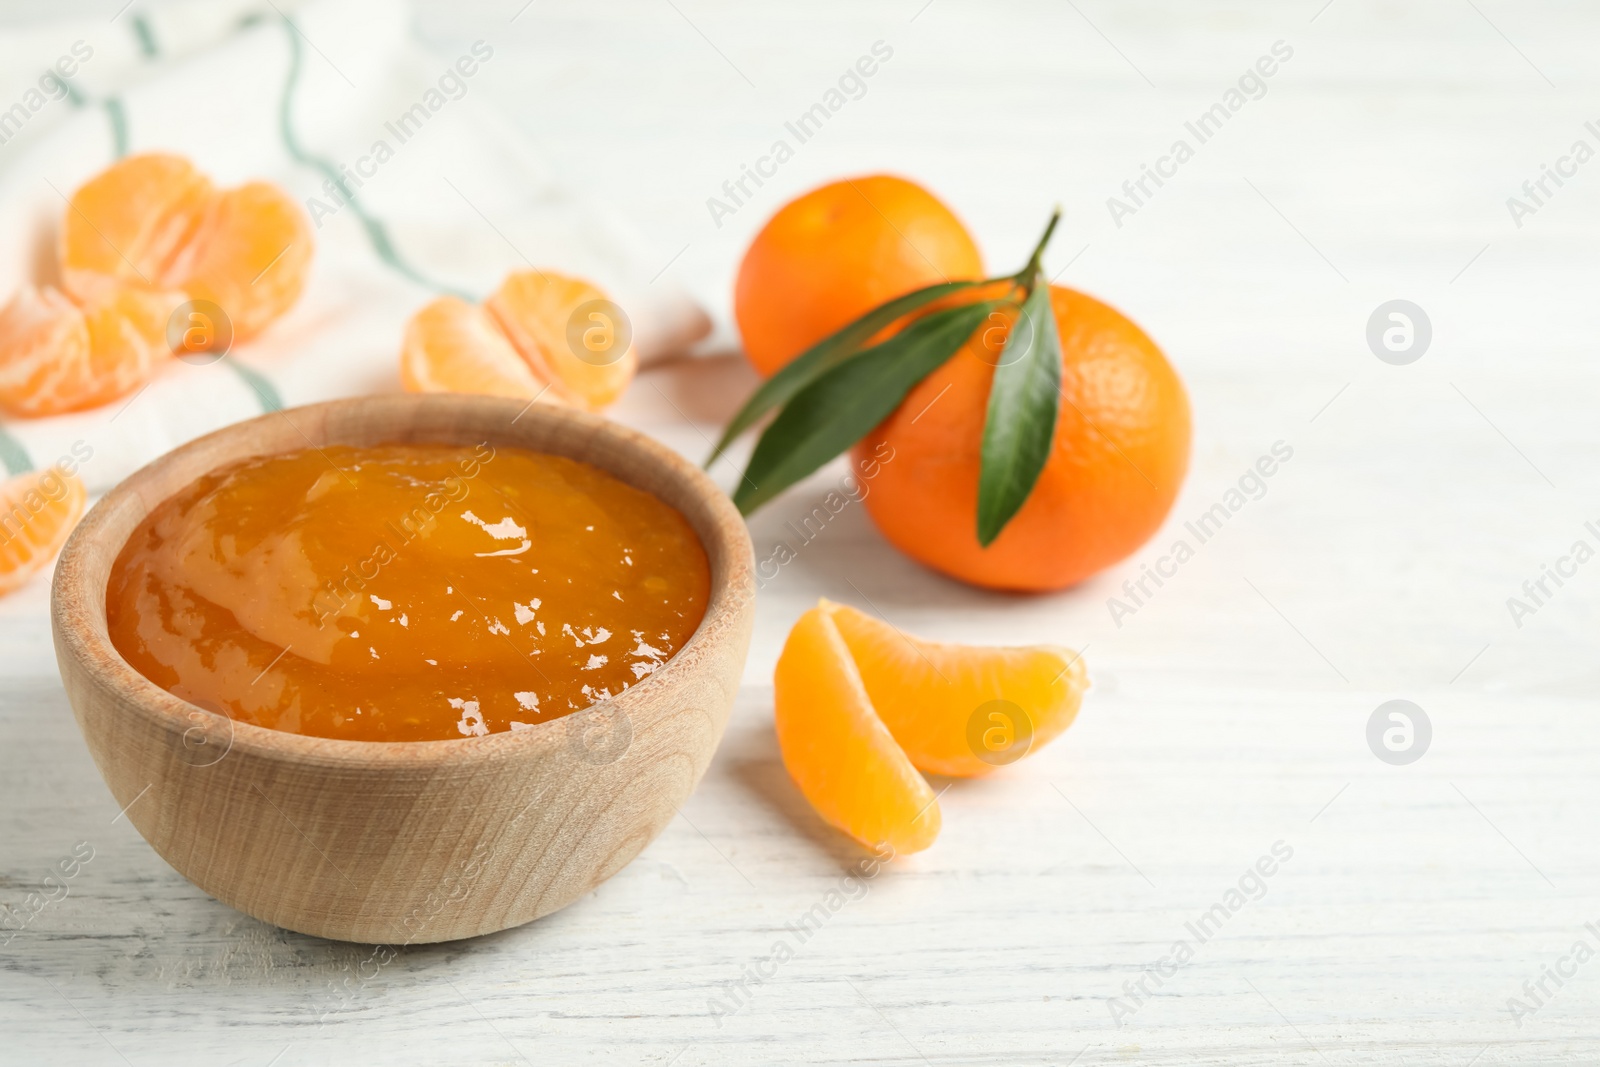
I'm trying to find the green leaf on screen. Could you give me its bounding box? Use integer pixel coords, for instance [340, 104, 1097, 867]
[706, 278, 999, 466]
[976, 271, 1061, 546]
[732, 299, 1005, 515]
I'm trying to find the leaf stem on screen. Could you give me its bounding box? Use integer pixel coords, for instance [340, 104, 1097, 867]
[1015, 208, 1062, 283]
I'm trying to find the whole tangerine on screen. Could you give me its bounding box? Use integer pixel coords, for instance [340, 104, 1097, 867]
[734, 174, 983, 378]
[853, 284, 1190, 592]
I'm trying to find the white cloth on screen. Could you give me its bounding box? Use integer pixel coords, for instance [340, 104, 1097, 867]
[0, 0, 709, 491]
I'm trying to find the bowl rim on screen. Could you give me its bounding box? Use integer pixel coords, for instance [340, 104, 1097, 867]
[51, 395, 754, 770]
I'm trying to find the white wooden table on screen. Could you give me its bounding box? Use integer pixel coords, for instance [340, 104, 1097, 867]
[5, 1, 1600, 1063]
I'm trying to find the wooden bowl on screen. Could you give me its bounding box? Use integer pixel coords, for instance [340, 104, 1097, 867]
[51, 395, 754, 943]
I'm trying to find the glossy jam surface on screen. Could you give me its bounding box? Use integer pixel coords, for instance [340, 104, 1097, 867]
[107, 443, 710, 742]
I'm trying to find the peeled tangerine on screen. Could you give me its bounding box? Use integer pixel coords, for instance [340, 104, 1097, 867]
[400, 297, 547, 400]
[59, 153, 311, 341]
[403, 270, 638, 411]
[0, 465, 87, 596]
[773, 600, 1088, 855]
[0, 284, 182, 417]
[0, 153, 311, 419]
[176, 181, 314, 341]
[58, 152, 213, 300]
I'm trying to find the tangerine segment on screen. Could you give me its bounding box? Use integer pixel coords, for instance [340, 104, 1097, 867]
[824, 600, 1087, 778]
[0, 466, 87, 596]
[59, 152, 213, 301]
[78, 287, 184, 407]
[485, 270, 637, 411]
[774, 605, 940, 854]
[401, 296, 561, 402]
[0, 285, 179, 417]
[0, 287, 86, 417]
[175, 181, 312, 341]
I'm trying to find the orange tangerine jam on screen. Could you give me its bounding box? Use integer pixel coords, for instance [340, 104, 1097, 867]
[106, 443, 710, 742]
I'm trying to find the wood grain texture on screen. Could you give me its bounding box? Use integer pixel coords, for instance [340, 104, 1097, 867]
[49, 395, 755, 943]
